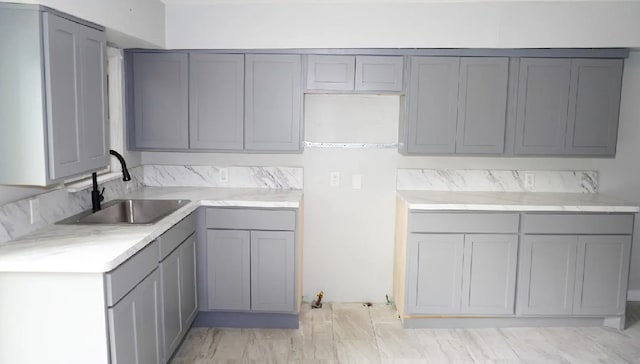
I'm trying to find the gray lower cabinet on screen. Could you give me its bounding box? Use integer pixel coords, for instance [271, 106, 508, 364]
[245, 54, 302, 151]
[403, 56, 509, 155]
[206, 229, 251, 311]
[159, 215, 198, 363]
[202, 207, 299, 316]
[406, 232, 517, 315]
[514, 58, 622, 156]
[108, 269, 161, 364]
[129, 52, 189, 150]
[574, 235, 631, 315]
[517, 235, 578, 315]
[189, 53, 244, 150]
[0, 6, 108, 185]
[517, 214, 633, 316]
[250, 231, 296, 312]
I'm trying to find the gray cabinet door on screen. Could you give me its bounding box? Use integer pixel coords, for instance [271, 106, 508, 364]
[306, 55, 355, 91]
[517, 235, 578, 315]
[355, 56, 404, 91]
[189, 53, 244, 150]
[77, 24, 109, 172]
[250, 231, 295, 312]
[206, 229, 251, 311]
[514, 58, 571, 155]
[406, 233, 464, 314]
[461, 234, 518, 314]
[43, 13, 83, 180]
[406, 57, 459, 154]
[565, 59, 623, 156]
[180, 235, 198, 328]
[160, 247, 182, 362]
[108, 269, 161, 364]
[573, 235, 631, 315]
[456, 57, 509, 154]
[244, 54, 302, 151]
[132, 52, 189, 149]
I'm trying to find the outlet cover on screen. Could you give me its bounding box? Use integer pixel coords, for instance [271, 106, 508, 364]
[219, 168, 229, 183]
[525, 173, 535, 189]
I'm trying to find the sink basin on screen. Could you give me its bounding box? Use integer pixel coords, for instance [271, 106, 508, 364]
[58, 199, 190, 225]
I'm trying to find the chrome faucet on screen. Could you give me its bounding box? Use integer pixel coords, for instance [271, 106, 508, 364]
[92, 150, 131, 212]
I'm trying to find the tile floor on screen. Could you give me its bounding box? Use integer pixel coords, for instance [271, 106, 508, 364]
[171, 303, 640, 363]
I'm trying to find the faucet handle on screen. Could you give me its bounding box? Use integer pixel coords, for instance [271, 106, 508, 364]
[99, 187, 105, 201]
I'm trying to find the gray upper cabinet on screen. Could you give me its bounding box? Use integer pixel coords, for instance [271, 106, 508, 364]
[404, 56, 509, 155]
[514, 58, 571, 155]
[0, 6, 108, 185]
[130, 52, 189, 149]
[306, 55, 355, 91]
[573, 235, 631, 315]
[406, 57, 460, 154]
[514, 58, 622, 157]
[245, 54, 302, 151]
[461, 234, 517, 314]
[517, 235, 578, 315]
[407, 233, 464, 314]
[456, 58, 509, 154]
[250, 231, 295, 312]
[565, 59, 623, 156]
[189, 53, 244, 150]
[306, 55, 403, 92]
[355, 56, 404, 91]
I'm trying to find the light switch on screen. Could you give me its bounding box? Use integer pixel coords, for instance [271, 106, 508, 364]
[352, 174, 362, 189]
[330, 172, 340, 187]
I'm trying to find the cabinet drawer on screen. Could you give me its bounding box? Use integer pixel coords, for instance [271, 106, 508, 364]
[522, 214, 633, 235]
[408, 212, 519, 233]
[206, 208, 296, 231]
[106, 240, 159, 307]
[158, 213, 196, 261]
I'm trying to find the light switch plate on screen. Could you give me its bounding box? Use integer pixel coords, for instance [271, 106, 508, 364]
[330, 172, 340, 187]
[352, 174, 362, 189]
[29, 198, 40, 225]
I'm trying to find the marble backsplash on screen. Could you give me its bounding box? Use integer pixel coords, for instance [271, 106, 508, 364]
[396, 169, 598, 193]
[0, 166, 145, 244]
[143, 165, 303, 189]
[0, 165, 303, 244]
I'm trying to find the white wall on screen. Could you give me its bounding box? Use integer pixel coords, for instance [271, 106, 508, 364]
[3, 0, 165, 47]
[165, 1, 640, 49]
[140, 51, 640, 302]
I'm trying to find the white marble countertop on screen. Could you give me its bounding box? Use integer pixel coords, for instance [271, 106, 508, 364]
[0, 187, 302, 274]
[398, 190, 640, 213]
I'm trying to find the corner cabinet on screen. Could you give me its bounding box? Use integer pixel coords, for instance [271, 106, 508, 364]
[394, 201, 634, 330]
[0, 5, 108, 186]
[126, 51, 303, 153]
[196, 207, 303, 328]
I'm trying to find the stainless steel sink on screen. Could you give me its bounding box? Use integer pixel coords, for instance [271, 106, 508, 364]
[57, 199, 190, 225]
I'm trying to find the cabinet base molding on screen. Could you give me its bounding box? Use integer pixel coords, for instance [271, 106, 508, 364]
[402, 315, 625, 330]
[193, 311, 299, 329]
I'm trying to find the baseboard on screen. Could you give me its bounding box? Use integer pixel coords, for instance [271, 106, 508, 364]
[628, 289, 640, 301]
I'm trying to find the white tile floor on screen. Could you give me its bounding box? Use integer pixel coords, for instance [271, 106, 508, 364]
[171, 303, 640, 363]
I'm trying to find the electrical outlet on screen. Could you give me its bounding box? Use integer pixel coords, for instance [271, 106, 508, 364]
[330, 172, 340, 187]
[29, 198, 40, 225]
[219, 168, 229, 183]
[352, 174, 362, 189]
[525, 173, 535, 190]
